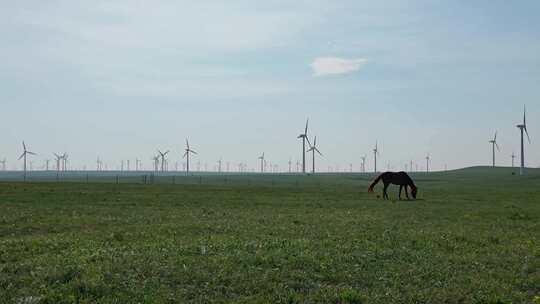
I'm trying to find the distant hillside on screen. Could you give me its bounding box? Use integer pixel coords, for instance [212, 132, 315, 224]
[426, 166, 540, 177]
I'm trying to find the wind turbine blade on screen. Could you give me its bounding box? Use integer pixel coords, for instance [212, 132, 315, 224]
[183, 152, 188, 158]
[313, 136, 317, 147]
[18, 153, 25, 160]
[157, 149, 162, 155]
[305, 119, 309, 135]
[191, 150, 198, 155]
[525, 127, 531, 144]
[494, 132, 497, 141]
[495, 142, 500, 151]
[523, 105, 526, 126]
[23, 141, 26, 151]
[27, 151, 36, 155]
[316, 148, 323, 156]
[306, 136, 312, 147]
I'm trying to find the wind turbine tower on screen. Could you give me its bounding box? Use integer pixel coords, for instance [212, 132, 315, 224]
[516, 105, 531, 175]
[152, 155, 160, 172]
[258, 153, 265, 173]
[18, 142, 36, 182]
[425, 153, 431, 173]
[288, 158, 292, 173]
[361, 156, 366, 173]
[489, 132, 500, 167]
[62, 153, 68, 171]
[373, 142, 379, 173]
[157, 150, 169, 172]
[511, 152, 516, 168]
[297, 119, 310, 174]
[307, 136, 323, 173]
[183, 139, 197, 175]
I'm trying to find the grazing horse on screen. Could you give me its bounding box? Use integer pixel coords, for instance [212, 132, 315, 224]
[368, 171, 418, 200]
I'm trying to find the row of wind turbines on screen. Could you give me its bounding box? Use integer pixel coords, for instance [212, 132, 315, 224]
[6, 105, 534, 180]
[488, 105, 531, 175]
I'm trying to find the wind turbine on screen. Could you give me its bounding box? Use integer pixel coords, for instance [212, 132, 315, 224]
[373, 142, 379, 173]
[61, 153, 68, 171]
[307, 136, 323, 173]
[152, 155, 160, 172]
[258, 152, 265, 173]
[489, 132, 500, 167]
[183, 139, 197, 174]
[0, 158, 6, 171]
[54, 153, 63, 172]
[425, 153, 431, 173]
[516, 105, 531, 175]
[157, 150, 169, 172]
[360, 156, 367, 173]
[297, 119, 311, 174]
[511, 152, 516, 168]
[288, 158, 292, 173]
[19, 141, 36, 182]
[217, 158, 222, 173]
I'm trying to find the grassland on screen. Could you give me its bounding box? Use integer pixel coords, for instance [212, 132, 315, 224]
[1, 167, 539, 303]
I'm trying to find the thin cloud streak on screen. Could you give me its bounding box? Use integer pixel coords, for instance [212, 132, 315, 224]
[311, 56, 368, 77]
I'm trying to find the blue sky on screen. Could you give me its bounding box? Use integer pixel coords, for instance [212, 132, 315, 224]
[1, 1, 539, 171]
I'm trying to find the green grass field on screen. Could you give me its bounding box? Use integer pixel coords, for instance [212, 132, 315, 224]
[1, 167, 539, 303]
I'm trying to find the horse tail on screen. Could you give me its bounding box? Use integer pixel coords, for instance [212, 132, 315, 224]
[368, 173, 383, 192]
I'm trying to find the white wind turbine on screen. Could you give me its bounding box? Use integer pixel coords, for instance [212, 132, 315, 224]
[488, 132, 500, 167]
[183, 139, 197, 174]
[19, 141, 36, 182]
[373, 142, 380, 173]
[62, 153, 68, 171]
[157, 149, 169, 172]
[511, 152, 516, 168]
[307, 136, 323, 173]
[54, 153, 63, 172]
[152, 155, 160, 172]
[258, 152, 265, 173]
[297, 119, 311, 173]
[361, 155, 366, 173]
[516, 105, 531, 175]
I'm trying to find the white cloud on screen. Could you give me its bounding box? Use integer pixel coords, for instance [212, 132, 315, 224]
[311, 56, 368, 77]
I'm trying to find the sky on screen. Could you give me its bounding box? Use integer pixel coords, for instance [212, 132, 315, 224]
[1, 0, 539, 172]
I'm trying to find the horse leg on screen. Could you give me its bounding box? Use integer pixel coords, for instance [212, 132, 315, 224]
[398, 185, 402, 200]
[383, 183, 389, 200]
[405, 185, 410, 200]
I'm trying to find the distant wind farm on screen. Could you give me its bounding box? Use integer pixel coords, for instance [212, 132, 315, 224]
[0, 105, 534, 183]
